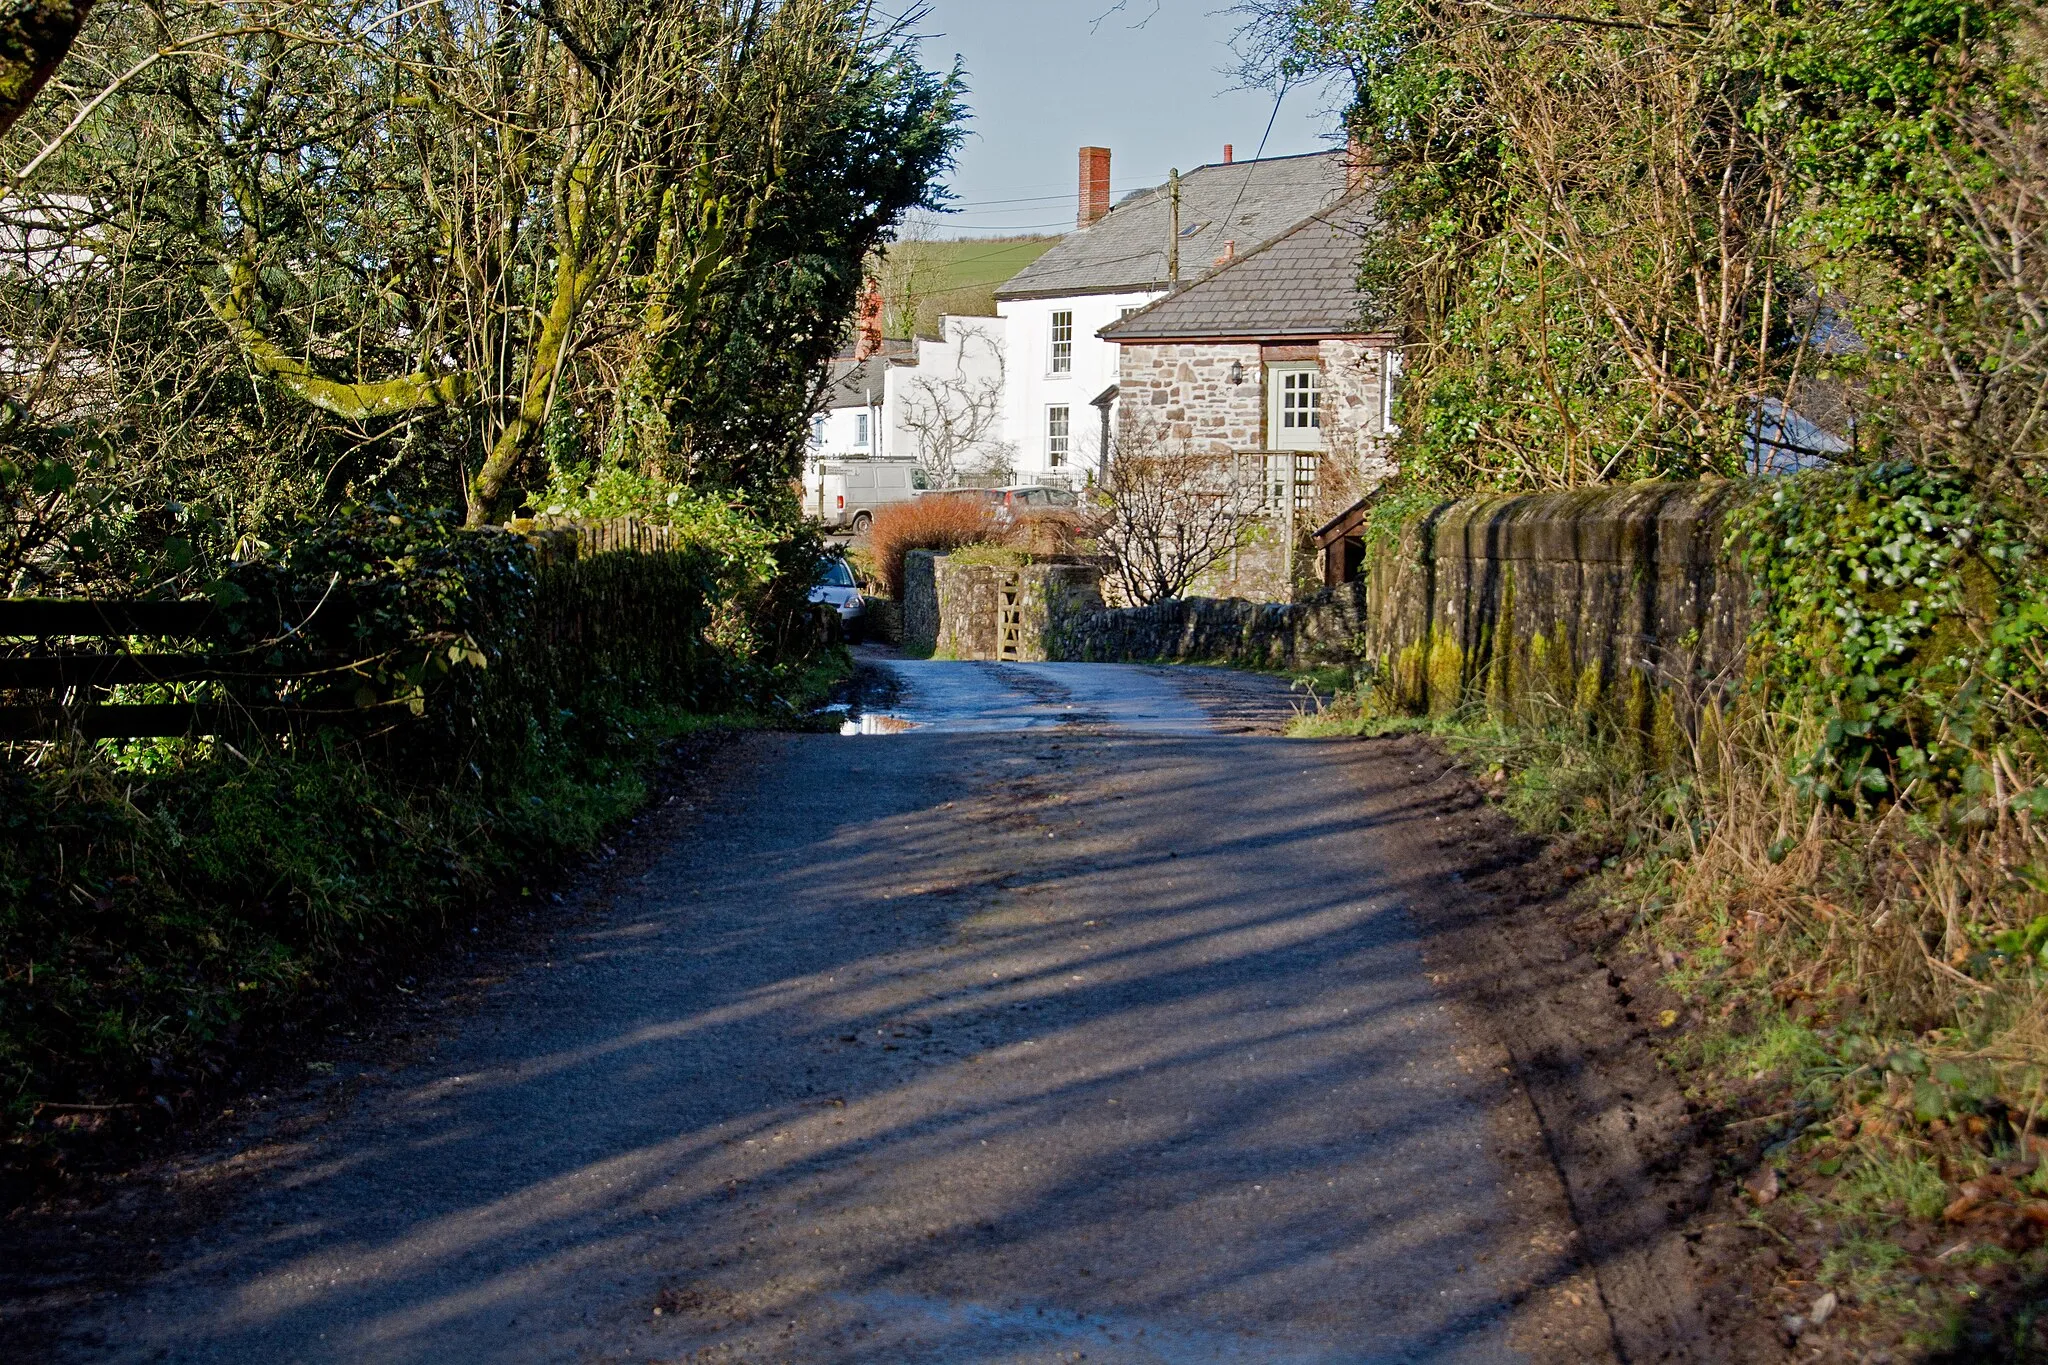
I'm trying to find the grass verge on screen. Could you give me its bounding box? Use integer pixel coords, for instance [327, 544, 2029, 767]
[0, 652, 849, 1203]
[1294, 670, 2048, 1360]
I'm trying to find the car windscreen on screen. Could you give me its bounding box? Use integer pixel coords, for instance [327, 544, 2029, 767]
[820, 559, 856, 588]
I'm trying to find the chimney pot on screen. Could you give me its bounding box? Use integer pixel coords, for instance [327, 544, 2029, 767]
[1215, 239, 1237, 267]
[1223, 143, 1233, 164]
[1078, 146, 1112, 229]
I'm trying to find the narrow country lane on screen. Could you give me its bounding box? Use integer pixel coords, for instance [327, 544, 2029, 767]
[28, 656, 1614, 1364]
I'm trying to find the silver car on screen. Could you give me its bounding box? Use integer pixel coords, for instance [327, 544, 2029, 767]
[809, 556, 866, 639]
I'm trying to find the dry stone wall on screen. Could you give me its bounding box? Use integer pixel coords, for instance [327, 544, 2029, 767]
[1049, 582, 1369, 670]
[901, 551, 940, 653]
[902, 549, 1368, 669]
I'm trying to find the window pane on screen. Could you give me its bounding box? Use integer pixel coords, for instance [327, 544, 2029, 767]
[1280, 370, 1322, 430]
[1047, 405, 1071, 467]
[1051, 311, 1073, 373]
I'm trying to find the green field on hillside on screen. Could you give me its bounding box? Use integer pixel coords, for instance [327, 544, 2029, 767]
[919, 236, 1060, 292]
[879, 235, 1060, 337]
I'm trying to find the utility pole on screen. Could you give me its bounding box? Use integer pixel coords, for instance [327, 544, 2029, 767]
[1168, 168, 1181, 285]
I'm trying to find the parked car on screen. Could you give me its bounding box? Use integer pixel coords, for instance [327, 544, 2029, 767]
[805, 460, 927, 534]
[809, 555, 866, 639]
[979, 484, 1079, 520]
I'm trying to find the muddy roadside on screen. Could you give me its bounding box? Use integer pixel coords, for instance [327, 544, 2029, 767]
[1337, 729, 1786, 1362]
[1357, 721, 2048, 1364]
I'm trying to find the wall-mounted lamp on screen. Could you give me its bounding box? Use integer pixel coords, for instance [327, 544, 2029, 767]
[1228, 360, 1245, 385]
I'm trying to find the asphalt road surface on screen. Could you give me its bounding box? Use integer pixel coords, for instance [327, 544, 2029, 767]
[32, 656, 1611, 1364]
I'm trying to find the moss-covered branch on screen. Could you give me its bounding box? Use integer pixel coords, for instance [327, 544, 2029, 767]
[209, 252, 477, 422]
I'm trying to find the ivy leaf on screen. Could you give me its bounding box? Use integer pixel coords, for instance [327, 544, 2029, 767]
[29, 459, 75, 495]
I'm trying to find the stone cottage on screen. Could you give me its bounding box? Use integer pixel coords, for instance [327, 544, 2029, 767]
[1098, 195, 1398, 600]
[993, 147, 1354, 486]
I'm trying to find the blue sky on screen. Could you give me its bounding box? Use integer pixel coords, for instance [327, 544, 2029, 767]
[897, 1, 1345, 239]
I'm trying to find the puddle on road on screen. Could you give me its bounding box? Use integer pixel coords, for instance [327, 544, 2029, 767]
[853, 660, 1219, 737]
[839, 713, 919, 736]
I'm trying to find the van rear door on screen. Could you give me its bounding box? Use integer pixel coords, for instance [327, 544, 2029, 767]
[813, 472, 848, 526]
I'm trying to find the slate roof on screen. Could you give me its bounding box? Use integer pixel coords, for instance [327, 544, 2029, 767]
[829, 336, 916, 363]
[823, 356, 906, 410]
[1098, 195, 1380, 342]
[994, 150, 1349, 301]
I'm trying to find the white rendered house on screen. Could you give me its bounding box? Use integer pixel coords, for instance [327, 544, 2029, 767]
[892, 314, 1013, 484]
[809, 356, 897, 467]
[810, 317, 1013, 487]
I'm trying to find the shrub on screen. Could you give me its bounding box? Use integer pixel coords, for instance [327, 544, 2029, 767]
[944, 542, 1029, 569]
[0, 498, 839, 1167]
[1010, 507, 1102, 557]
[867, 494, 996, 597]
[1101, 437, 1263, 605]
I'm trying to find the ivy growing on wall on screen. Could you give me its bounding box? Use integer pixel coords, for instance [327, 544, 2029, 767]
[1736, 464, 2048, 812]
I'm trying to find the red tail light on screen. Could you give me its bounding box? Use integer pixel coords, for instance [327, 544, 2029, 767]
[837, 495, 845, 510]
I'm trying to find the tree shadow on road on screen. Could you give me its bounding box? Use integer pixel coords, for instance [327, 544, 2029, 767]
[8, 726, 1630, 1363]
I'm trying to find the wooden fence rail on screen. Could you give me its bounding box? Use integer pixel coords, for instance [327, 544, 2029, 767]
[0, 596, 361, 741]
[0, 517, 712, 742]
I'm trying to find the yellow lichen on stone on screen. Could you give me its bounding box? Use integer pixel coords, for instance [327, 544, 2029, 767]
[1623, 669, 1653, 745]
[1649, 690, 1684, 768]
[1524, 630, 1581, 722]
[1575, 663, 1604, 720]
[1390, 641, 1429, 711]
[1426, 634, 1466, 716]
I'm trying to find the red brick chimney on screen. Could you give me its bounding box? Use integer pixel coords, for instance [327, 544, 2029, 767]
[1345, 130, 1369, 192]
[1223, 143, 1234, 164]
[854, 278, 884, 361]
[1078, 146, 1112, 229]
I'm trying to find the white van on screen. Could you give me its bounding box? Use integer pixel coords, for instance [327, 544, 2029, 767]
[807, 460, 926, 534]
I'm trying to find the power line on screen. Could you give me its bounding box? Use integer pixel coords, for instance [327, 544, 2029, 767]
[1217, 82, 1291, 254]
[930, 183, 1158, 209]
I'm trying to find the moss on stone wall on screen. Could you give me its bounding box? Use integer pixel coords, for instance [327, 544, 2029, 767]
[1361, 481, 1757, 745]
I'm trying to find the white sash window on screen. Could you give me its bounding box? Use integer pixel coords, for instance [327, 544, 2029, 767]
[1047, 405, 1071, 467]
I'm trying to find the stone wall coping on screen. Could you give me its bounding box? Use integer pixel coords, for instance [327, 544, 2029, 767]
[1426, 481, 1753, 567]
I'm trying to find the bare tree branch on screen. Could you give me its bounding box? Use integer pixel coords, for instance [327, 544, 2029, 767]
[1099, 426, 1264, 604]
[898, 319, 1010, 489]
